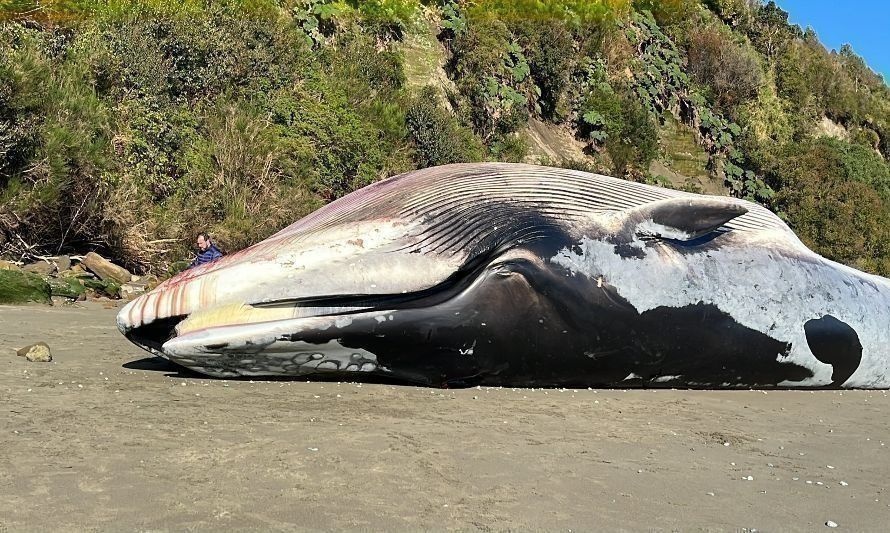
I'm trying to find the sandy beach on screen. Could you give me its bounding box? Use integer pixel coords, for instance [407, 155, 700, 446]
[1, 302, 889, 531]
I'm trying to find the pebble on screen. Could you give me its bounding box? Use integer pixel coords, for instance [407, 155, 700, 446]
[706, 492, 715, 496]
[839, 481, 849, 486]
[825, 521, 838, 528]
[743, 476, 754, 481]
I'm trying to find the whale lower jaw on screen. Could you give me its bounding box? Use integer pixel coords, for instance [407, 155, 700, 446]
[154, 313, 387, 378]
[164, 340, 380, 378]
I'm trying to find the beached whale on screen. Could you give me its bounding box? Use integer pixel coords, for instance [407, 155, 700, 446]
[117, 163, 890, 388]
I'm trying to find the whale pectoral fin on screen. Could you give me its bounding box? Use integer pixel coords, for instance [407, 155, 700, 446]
[630, 197, 748, 241]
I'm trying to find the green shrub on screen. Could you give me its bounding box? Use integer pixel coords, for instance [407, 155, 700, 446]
[605, 96, 658, 176]
[512, 19, 575, 120]
[448, 17, 530, 139]
[686, 26, 763, 116]
[329, 32, 406, 98]
[577, 82, 657, 176]
[116, 98, 197, 200]
[465, 0, 630, 25]
[488, 132, 527, 162]
[769, 138, 890, 275]
[346, 0, 420, 39]
[406, 87, 484, 167]
[0, 25, 53, 183]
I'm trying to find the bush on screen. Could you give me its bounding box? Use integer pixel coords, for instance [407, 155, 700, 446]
[687, 27, 764, 116]
[406, 87, 485, 167]
[770, 138, 890, 275]
[488, 132, 527, 162]
[448, 16, 530, 139]
[577, 82, 658, 176]
[512, 19, 575, 119]
[0, 25, 53, 185]
[346, 0, 420, 39]
[331, 30, 405, 91]
[606, 97, 658, 176]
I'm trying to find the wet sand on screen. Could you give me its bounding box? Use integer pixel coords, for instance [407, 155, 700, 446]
[1, 302, 889, 531]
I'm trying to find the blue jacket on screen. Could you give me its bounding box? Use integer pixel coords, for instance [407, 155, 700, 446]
[190, 244, 223, 268]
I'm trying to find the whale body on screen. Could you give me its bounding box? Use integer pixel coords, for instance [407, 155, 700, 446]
[117, 163, 890, 388]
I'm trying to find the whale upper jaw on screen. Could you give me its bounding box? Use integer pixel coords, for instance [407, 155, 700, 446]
[115, 254, 489, 372]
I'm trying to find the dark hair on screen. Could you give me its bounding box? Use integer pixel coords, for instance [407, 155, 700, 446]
[197, 232, 211, 242]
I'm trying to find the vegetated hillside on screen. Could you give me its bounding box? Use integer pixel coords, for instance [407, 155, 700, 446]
[1, 0, 889, 276]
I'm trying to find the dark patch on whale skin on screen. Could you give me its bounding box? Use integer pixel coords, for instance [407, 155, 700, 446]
[281, 240, 814, 388]
[628, 303, 807, 387]
[659, 230, 730, 249]
[205, 342, 229, 350]
[611, 241, 648, 260]
[804, 315, 863, 387]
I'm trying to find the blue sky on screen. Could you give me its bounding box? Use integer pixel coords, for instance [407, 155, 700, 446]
[775, 0, 889, 82]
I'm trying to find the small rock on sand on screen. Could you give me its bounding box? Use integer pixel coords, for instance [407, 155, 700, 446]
[16, 342, 52, 362]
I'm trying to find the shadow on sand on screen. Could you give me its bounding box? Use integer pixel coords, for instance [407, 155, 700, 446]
[122, 357, 206, 379]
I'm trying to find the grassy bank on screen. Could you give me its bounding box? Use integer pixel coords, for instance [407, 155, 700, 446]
[1, 0, 889, 275]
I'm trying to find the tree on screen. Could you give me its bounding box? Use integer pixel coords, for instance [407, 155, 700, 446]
[746, 0, 792, 61]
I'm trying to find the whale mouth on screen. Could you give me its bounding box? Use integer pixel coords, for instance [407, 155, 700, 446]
[119, 245, 518, 361]
[123, 316, 185, 358]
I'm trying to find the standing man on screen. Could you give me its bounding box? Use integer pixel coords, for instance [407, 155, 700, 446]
[189, 232, 223, 268]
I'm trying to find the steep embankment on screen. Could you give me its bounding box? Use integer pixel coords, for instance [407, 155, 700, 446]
[1, 0, 889, 281]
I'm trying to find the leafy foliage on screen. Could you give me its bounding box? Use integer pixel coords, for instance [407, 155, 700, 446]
[406, 86, 484, 167]
[768, 138, 890, 275]
[624, 10, 773, 202]
[2, 0, 890, 279]
[0, 3, 415, 271]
